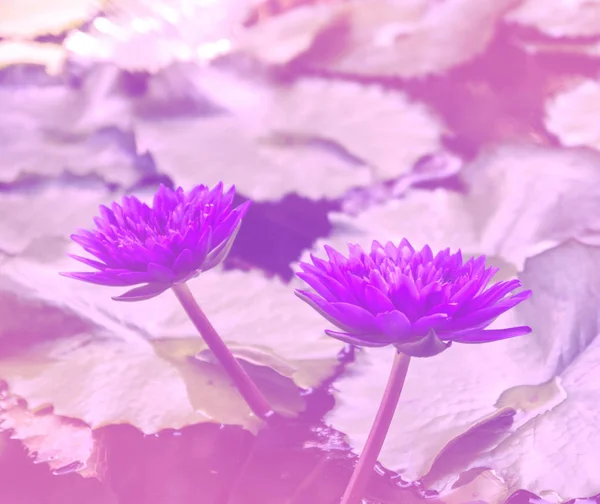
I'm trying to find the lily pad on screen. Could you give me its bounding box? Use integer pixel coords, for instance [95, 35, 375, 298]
[0, 183, 118, 260]
[505, 0, 600, 38]
[233, 4, 345, 65]
[64, 0, 252, 71]
[0, 392, 101, 478]
[134, 113, 371, 202]
[182, 72, 445, 191]
[0, 41, 66, 75]
[545, 80, 600, 150]
[0, 0, 99, 38]
[301, 0, 519, 78]
[0, 252, 344, 434]
[300, 143, 600, 270]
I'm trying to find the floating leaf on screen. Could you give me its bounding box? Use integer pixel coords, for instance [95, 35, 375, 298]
[0, 68, 141, 186]
[467, 241, 600, 498]
[326, 241, 600, 499]
[0, 41, 66, 75]
[0, 393, 102, 478]
[441, 469, 509, 504]
[460, 144, 600, 265]
[65, 0, 253, 71]
[249, 78, 445, 181]
[0, 126, 141, 186]
[0, 254, 343, 434]
[0, 184, 118, 260]
[302, 144, 600, 270]
[0, 65, 131, 134]
[0, 0, 101, 38]
[510, 36, 600, 59]
[505, 0, 600, 38]
[190, 72, 445, 184]
[303, 188, 477, 261]
[545, 80, 600, 150]
[233, 4, 345, 65]
[301, 0, 519, 78]
[134, 114, 371, 201]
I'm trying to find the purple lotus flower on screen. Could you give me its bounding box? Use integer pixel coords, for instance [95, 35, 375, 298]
[62, 183, 250, 301]
[295, 239, 532, 357]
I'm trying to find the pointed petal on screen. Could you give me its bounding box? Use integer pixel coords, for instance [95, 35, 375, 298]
[451, 326, 532, 343]
[375, 311, 412, 340]
[469, 280, 524, 311]
[296, 272, 337, 302]
[211, 203, 246, 246]
[324, 245, 348, 266]
[192, 227, 212, 267]
[395, 330, 451, 357]
[151, 243, 177, 266]
[450, 278, 482, 304]
[294, 290, 357, 334]
[147, 263, 175, 283]
[172, 249, 195, 276]
[202, 222, 238, 270]
[364, 285, 395, 313]
[445, 290, 532, 331]
[325, 329, 390, 347]
[328, 302, 379, 334]
[412, 313, 449, 335]
[59, 271, 127, 286]
[180, 227, 201, 251]
[112, 283, 170, 302]
[67, 254, 107, 271]
[117, 271, 154, 284]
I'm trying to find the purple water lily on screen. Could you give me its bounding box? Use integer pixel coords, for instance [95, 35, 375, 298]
[295, 239, 532, 357]
[62, 183, 250, 301]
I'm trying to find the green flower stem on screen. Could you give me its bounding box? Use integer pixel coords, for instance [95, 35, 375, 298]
[340, 351, 411, 504]
[171, 282, 273, 421]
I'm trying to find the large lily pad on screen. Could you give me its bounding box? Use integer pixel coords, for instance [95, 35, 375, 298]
[147, 71, 445, 200]
[545, 80, 600, 151]
[505, 0, 600, 38]
[300, 143, 600, 270]
[301, 0, 519, 78]
[0, 250, 343, 435]
[0, 0, 99, 38]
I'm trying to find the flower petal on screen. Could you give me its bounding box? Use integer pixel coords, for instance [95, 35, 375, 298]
[375, 311, 412, 341]
[211, 201, 249, 246]
[67, 254, 108, 271]
[468, 279, 525, 311]
[450, 326, 532, 343]
[325, 329, 390, 347]
[294, 290, 360, 334]
[202, 223, 236, 271]
[412, 313, 449, 335]
[147, 263, 176, 283]
[324, 245, 348, 267]
[296, 272, 337, 302]
[59, 271, 128, 286]
[395, 330, 452, 358]
[364, 284, 395, 313]
[150, 244, 177, 266]
[112, 283, 171, 302]
[328, 302, 379, 335]
[445, 290, 532, 331]
[117, 271, 154, 284]
[450, 278, 482, 304]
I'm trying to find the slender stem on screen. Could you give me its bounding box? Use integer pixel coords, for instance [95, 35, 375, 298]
[171, 282, 273, 421]
[340, 351, 411, 504]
